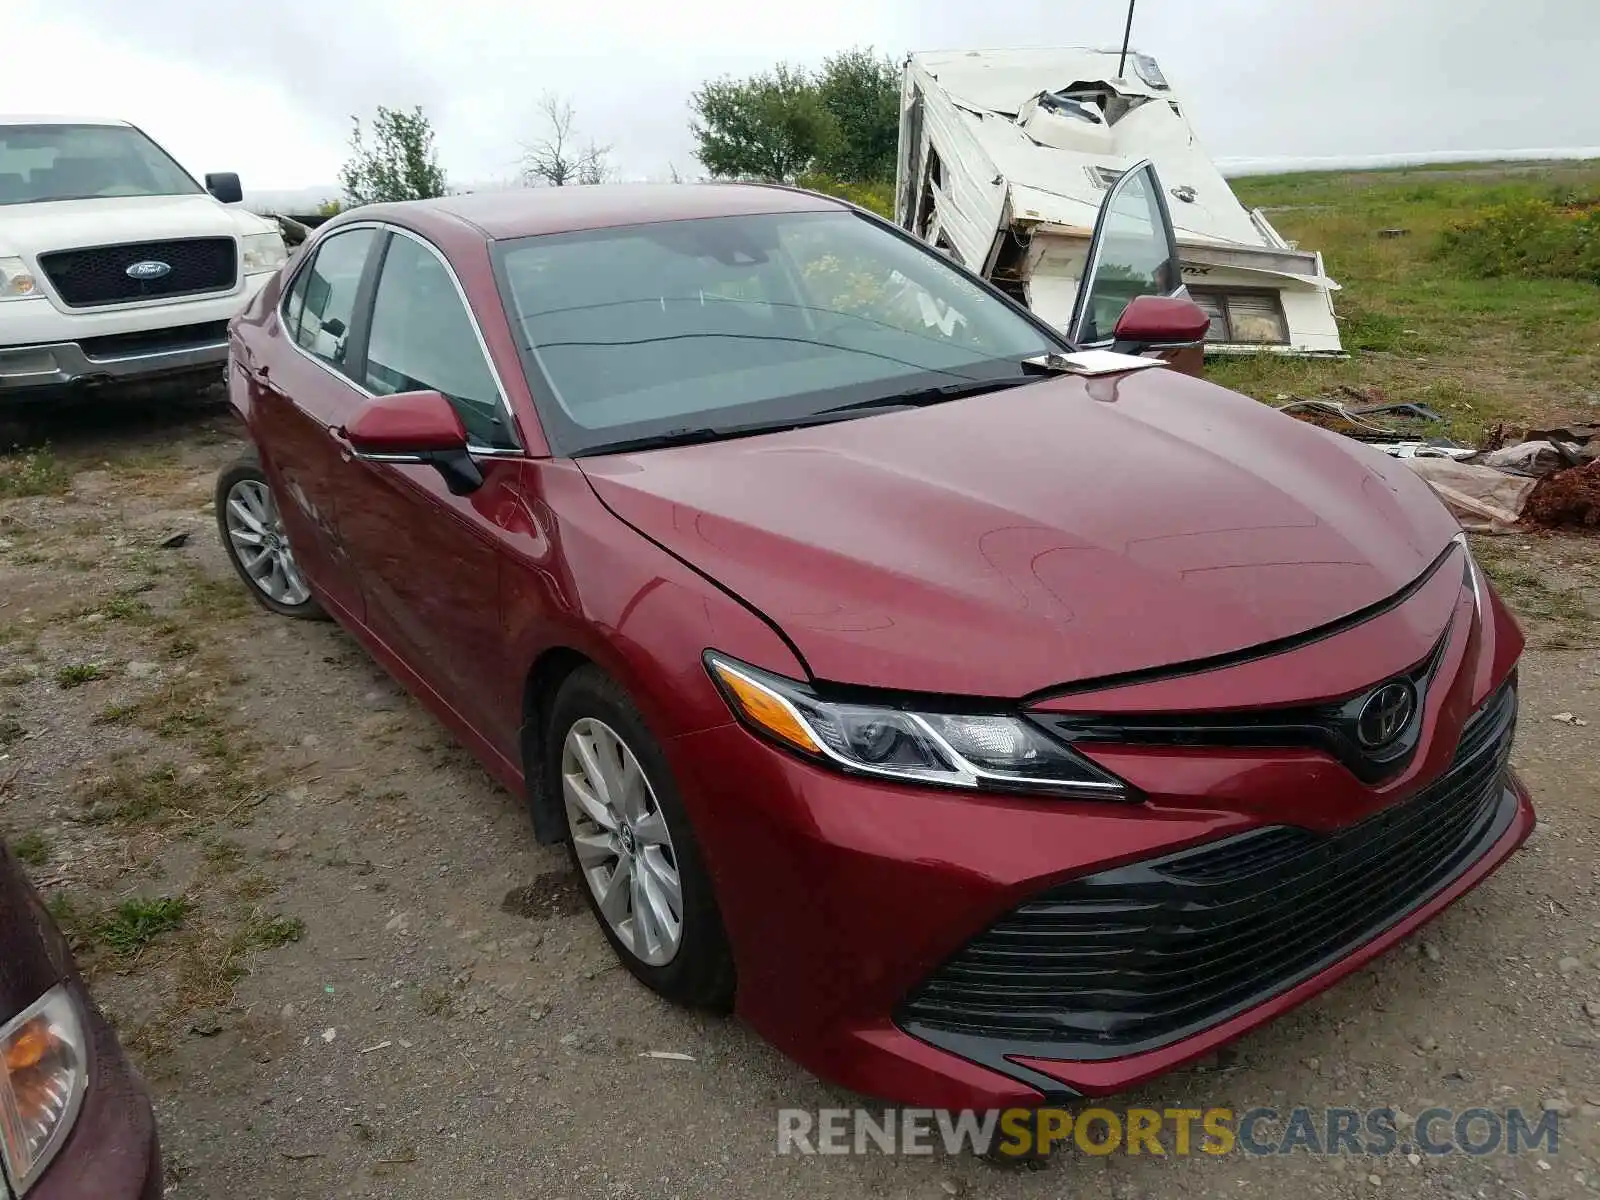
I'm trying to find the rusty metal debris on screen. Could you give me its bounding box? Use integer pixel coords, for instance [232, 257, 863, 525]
[1277, 396, 1599, 533]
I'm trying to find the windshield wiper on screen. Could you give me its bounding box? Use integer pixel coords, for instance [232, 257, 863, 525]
[575, 377, 1043, 457]
[576, 427, 727, 456]
[818, 375, 1036, 415]
[576, 409, 892, 457]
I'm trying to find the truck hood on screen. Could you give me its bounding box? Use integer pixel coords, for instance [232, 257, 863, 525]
[579, 369, 1461, 698]
[0, 193, 271, 258]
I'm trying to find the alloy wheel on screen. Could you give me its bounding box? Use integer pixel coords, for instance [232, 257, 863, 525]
[561, 717, 684, 966]
[223, 478, 311, 607]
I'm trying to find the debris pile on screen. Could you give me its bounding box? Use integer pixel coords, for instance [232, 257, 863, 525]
[1277, 393, 1598, 533]
[1524, 457, 1600, 529]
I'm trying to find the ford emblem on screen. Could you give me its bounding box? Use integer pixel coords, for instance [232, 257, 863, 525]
[125, 260, 172, 280]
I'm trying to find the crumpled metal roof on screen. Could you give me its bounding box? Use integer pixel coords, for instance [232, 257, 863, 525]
[909, 47, 1169, 114]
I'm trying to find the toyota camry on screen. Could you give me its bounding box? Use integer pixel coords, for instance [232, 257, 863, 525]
[214, 167, 1531, 1107]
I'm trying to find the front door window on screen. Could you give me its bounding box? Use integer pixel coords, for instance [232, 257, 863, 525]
[364, 233, 519, 451]
[1070, 162, 1183, 345]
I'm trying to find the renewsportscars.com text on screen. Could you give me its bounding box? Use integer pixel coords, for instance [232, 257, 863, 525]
[776, 1107, 1561, 1158]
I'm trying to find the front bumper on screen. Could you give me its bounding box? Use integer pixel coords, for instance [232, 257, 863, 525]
[0, 334, 228, 393]
[671, 712, 1533, 1108]
[28, 981, 161, 1200]
[0, 277, 266, 395]
[667, 535, 1531, 1110]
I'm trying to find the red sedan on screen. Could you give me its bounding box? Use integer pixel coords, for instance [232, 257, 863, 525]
[0, 838, 162, 1199]
[216, 166, 1531, 1108]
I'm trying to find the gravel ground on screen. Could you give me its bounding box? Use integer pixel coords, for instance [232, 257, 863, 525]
[1, 402, 1597, 1200]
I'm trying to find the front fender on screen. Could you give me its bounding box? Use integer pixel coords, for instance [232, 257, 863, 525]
[499, 458, 807, 747]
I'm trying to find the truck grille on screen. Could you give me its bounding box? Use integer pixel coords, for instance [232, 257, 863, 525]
[38, 238, 237, 308]
[899, 680, 1518, 1062]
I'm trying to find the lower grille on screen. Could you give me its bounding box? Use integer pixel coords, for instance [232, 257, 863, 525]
[39, 238, 236, 308]
[899, 680, 1519, 1061]
[78, 321, 231, 360]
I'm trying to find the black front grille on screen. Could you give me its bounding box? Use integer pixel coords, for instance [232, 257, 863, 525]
[39, 238, 236, 308]
[900, 680, 1519, 1064]
[77, 321, 231, 360]
[1031, 625, 1450, 785]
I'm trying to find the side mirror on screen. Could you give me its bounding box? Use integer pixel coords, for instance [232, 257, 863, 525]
[343, 390, 483, 495]
[1111, 294, 1211, 354]
[205, 172, 244, 204]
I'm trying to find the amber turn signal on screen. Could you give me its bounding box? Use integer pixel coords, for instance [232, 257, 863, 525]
[3, 1020, 49, 1072]
[708, 659, 823, 754]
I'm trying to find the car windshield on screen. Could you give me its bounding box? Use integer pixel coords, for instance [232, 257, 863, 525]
[493, 208, 1063, 455]
[0, 124, 203, 206]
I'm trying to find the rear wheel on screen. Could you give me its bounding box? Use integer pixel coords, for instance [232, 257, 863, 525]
[546, 666, 734, 1009]
[214, 452, 327, 620]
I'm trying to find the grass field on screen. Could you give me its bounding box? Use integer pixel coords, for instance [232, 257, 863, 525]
[1211, 160, 1600, 442]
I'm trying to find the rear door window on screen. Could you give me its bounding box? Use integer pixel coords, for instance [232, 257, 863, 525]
[288, 228, 377, 375]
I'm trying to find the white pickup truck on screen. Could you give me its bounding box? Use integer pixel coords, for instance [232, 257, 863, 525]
[0, 115, 287, 403]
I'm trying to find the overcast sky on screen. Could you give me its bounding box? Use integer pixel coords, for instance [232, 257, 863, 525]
[5, 0, 1596, 196]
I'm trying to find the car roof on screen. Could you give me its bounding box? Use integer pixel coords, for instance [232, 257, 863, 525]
[361, 182, 849, 240]
[0, 114, 132, 128]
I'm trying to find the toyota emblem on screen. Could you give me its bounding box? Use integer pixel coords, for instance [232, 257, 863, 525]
[1356, 682, 1416, 749]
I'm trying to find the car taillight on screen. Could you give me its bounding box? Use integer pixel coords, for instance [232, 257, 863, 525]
[0, 986, 87, 1195]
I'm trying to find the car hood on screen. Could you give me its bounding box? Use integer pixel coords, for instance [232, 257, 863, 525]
[579, 368, 1461, 698]
[0, 193, 270, 258]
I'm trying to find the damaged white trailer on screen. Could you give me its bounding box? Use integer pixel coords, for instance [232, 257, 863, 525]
[895, 48, 1344, 356]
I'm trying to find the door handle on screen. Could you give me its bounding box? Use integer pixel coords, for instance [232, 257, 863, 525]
[327, 425, 355, 462]
[251, 362, 288, 398]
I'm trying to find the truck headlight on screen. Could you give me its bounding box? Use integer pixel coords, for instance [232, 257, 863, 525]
[0, 986, 88, 1195]
[241, 232, 288, 275]
[706, 653, 1131, 799]
[0, 258, 40, 301]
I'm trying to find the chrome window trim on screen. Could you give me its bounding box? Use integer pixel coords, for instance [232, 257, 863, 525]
[276, 219, 529, 458]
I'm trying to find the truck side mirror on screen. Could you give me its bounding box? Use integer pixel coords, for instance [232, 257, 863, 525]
[205, 173, 244, 204]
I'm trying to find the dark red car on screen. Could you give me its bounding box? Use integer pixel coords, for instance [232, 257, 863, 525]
[216, 165, 1531, 1108]
[0, 839, 161, 1198]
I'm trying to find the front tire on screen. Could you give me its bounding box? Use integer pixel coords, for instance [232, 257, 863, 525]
[214, 451, 327, 620]
[546, 666, 735, 1010]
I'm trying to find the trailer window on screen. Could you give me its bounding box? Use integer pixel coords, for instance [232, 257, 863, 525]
[1187, 288, 1289, 345]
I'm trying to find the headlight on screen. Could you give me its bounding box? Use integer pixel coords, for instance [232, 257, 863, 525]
[705, 653, 1130, 799]
[240, 232, 288, 275]
[0, 986, 87, 1195]
[0, 257, 40, 301]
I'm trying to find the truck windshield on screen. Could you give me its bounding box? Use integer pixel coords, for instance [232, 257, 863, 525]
[0, 124, 203, 206]
[493, 208, 1062, 456]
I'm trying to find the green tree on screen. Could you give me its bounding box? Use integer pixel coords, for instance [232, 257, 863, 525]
[814, 47, 900, 183]
[338, 105, 447, 206]
[689, 64, 833, 182]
